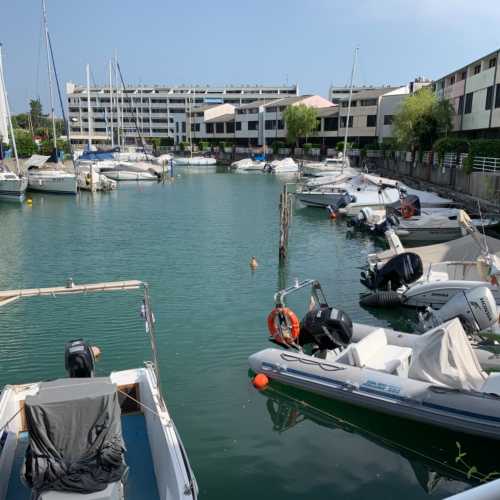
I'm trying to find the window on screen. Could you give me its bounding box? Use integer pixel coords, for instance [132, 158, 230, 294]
[495, 84, 500, 108]
[190, 123, 200, 132]
[464, 92, 473, 114]
[248, 121, 258, 130]
[366, 115, 376, 127]
[277, 120, 284, 130]
[340, 116, 353, 128]
[206, 123, 214, 134]
[265, 120, 276, 130]
[486, 86, 494, 110]
[461, 70, 467, 81]
[450, 75, 455, 85]
[458, 95, 464, 115]
[235, 121, 242, 131]
[324, 117, 338, 131]
[474, 64, 481, 75]
[361, 99, 377, 106]
[215, 122, 224, 134]
[226, 121, 235, 133]
[383, 115, 393, 125]
[489, 58, 497, 69]
[182, 122, 186, 133]
[266, 106, 277, 113]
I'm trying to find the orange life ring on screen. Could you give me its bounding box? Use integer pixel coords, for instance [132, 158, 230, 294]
[267, 307, 300, 345]
[401, 204, 415, 219]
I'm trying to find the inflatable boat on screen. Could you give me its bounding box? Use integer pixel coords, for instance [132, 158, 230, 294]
[249, 280, 500, 440]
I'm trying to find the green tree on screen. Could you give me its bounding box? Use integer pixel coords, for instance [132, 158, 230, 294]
[393, 87, 453, 150]
[30, 98, 44, 129]
[283, 104, 318, 146]
[14, 129, 37, 158]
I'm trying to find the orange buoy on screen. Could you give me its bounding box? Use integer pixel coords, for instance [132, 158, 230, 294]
[249, 256, 258, 270]
[329, 211, 337, 220]
[253, 373, 269, 390]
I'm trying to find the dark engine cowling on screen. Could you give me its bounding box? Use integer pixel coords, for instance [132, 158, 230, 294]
[299, 307, 353, 350]
[65, 339, 96, 378]
[360, 252, 423, 291]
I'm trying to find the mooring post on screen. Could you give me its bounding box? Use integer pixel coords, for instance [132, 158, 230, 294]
[279, 184, 291, 263]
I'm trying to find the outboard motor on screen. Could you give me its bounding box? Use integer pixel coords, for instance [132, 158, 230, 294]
[360, 252, 423, 291]
[65, 339, 96, 378]
[299, 307, 353, 350]
[418, 286, 498, 335]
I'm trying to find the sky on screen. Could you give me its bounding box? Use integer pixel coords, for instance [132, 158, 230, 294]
[3, 0, 500, 114]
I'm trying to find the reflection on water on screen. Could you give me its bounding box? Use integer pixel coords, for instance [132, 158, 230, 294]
[258, 380, 498, 497]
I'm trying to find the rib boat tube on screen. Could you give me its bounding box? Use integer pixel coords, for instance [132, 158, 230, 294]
[249, 279, 500, 440]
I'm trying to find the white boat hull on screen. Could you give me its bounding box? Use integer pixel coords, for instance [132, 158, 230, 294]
[174, 157, 216, 166]
[101, 170, 158, 181]
[0, 176, 28, 201]
[27, 171, 77, 194]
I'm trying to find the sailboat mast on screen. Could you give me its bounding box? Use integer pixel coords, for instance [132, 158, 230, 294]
[109, 60, 114, 148]
[42, 0, 58, 153]
[342, 46, 358, 173]
[0, 44, 20, 175]
[86, 64, 92, 149]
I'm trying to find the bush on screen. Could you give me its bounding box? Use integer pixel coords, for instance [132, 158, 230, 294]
[303, 143, 313, 152]
[199, 141, 210, 151]
[160, 137, 174, 147]
[336, 141, 353, 152]
[433, 137, 469, 163]
[271, 141, 285, 154]
[179, 141, 190, 151]
[14, 129, 37, 158]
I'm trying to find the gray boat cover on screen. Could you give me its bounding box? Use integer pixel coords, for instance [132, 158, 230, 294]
[377, 233, 500, 268]
[408, 318, 487, 391]
[23, 377, 127, 496]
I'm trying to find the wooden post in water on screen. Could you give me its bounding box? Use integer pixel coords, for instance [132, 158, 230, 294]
[279, 184, 292, 263]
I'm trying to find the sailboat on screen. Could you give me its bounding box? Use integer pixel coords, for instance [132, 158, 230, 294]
[0, 44, 28, 202]
[27, 0, 77, 195]
[174, 89, 216, 167]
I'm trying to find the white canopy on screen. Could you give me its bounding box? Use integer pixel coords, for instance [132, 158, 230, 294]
[408, 318, 487, 391]
[24, 154, 51, 169]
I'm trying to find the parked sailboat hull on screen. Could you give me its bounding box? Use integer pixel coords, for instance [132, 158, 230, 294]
[27, 171, 77, 194]
[0, 176, 28, 202]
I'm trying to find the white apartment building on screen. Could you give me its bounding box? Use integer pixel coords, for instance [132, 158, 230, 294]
[435, 49, 500, 138]
[188, 95, 334, 146]
[65, 83, 298, 146]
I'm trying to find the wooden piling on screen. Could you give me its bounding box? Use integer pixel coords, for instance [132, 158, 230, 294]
[279, 184, 292, 263]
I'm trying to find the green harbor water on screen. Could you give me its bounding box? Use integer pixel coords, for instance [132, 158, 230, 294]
[0, 169, 498, 499]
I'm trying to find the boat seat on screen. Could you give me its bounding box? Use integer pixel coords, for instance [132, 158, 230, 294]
[40, 482, 122, 500]
[349, 328, 413, 376]
[481, 373, 500, 395]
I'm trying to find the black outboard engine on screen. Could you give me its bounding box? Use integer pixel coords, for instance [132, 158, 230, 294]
[65, 339, 96, 378]
[299, 307, 353, 350]
[372, 214, 399, 236]
[360, 252, 423, 291]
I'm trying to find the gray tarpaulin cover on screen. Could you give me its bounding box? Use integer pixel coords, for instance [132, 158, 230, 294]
[23, 377, 127, 496]
[408, 318, 487, 391]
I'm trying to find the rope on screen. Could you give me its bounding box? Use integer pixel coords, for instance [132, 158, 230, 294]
[0, 407, 22, 435]
[117, 388, 164, 420]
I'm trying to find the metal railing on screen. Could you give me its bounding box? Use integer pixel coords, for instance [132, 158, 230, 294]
[472, 155, 500, 172]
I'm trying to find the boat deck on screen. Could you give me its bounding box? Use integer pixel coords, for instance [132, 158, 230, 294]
[6, 414, 159, 500]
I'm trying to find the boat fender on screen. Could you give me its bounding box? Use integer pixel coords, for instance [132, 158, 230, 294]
[252, 373, 269, 390]
[267, 307, 300, 345]
[401, 204, 415, 219]
[360, 291, 403, 308]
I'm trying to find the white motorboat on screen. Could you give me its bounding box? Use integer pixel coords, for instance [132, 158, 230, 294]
[360, 221, 500, 309]
[76, 164, 117, 191]
[231, 158, 264, 171]
[348, 200, 497, 245]
[301, 156, 351, 177]
[0, 45, 27, 202]
[173, 156, 216, 166]
[266, 157, 299, 174]
[249, 280, 500, 440]
[0, 279, 198, 500]
[26, 155, 77, 194]
[99, 161, 159, 181]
